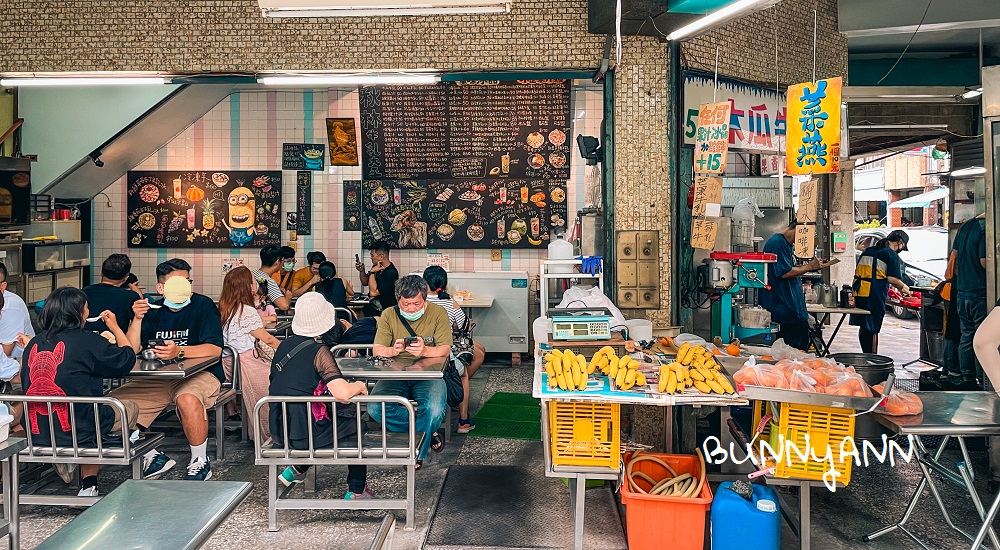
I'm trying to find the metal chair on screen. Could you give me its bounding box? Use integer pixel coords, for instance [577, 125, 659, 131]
[253, 395, 422, 531]
[9, 395, 165, 507]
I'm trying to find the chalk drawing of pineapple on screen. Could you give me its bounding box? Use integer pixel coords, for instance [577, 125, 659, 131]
[202, 199, 216, 230]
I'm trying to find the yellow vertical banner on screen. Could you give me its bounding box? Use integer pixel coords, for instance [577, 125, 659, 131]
[693, 101, 731, 174]
[786, 77, 842, 175]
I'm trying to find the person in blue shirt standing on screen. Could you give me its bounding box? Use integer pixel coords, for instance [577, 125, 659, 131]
[761, 222, 822, 351]
[851, 230, 911, 353]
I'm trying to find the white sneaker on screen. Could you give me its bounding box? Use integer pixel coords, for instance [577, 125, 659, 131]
[55, 463, 77, 484]
[77, 486, 99, 497]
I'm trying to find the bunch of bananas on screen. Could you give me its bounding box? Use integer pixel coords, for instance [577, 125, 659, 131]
[590, 346, 647, 391]
[544, 349, 590, 391]
[658, 343, 736, 395]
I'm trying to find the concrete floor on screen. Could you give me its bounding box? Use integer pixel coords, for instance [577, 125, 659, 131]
[15, 334, 997, 549]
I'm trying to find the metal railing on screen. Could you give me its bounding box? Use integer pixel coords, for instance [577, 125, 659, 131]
[369, 513, 397, 550]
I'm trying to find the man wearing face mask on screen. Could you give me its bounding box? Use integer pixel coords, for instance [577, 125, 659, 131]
[270, 246, 297, 295]
[111, 258, 224, 482]
[369, 275, 451, 469]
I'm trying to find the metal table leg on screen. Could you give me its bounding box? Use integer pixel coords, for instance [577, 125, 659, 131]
[799, 481, 810, 550]
[663, 406, 673, 454]
[825, 313, 850, 353]
[957, 462, 1000, 549]
[972, 489, 1000, 550]
[8, 453, 17, 550]
[865, 435, 949, 543]
[568, 475, 586, 550]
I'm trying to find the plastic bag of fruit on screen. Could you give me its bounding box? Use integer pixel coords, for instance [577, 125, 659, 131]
[823, 371, 872, 397]
[734, 357, 789, 389]
[873, 383, 923, 416]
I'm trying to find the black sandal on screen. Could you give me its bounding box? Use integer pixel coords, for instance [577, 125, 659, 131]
[431, 432, 445, 453]
[413, 460, 423, 471]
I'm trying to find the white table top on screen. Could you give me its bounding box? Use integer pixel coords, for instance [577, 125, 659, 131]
[806, 304, 870, 315]
[456, 297, 494, 308]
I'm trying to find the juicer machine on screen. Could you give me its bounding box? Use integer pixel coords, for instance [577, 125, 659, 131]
[699, 251, 779, 343]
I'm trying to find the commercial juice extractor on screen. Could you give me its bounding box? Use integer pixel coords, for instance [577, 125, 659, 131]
[699, 251, 780, 344]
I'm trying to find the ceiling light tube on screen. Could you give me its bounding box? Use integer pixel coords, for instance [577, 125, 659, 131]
[258, 73, 441, 86]
[961, 88, 983, 99]
[951, 166, 986, 177]
[263, 5, 508, 16]
[0, 76, 168, 87]
[848, 124, 948, 130]
[667, 0, 782, 41]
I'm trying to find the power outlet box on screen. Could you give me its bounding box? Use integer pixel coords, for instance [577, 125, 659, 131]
[491, 250, 502, 261]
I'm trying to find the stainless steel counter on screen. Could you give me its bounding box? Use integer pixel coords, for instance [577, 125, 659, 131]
[874, 391, 1000, 436]
[336, 356, 445, 380]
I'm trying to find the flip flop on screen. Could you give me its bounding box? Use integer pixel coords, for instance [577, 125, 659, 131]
[431, 432, 444, 453]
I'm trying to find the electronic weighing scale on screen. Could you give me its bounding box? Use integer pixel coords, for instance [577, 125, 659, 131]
[549, 308, 613, 341]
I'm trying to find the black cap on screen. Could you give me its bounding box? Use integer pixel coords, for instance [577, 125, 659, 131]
[887, 229, 909, 251]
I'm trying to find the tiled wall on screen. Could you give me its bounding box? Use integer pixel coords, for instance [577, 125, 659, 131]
[92, 83, 604, 298]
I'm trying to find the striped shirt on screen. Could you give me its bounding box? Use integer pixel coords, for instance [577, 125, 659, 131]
[427, 294, 466, 330]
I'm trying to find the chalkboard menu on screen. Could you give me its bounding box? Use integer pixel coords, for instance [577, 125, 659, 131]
[359, 80, 571, 181]
[294, 171, 311, 235]
[127, 171, 282, 248]
[343, 180, 362, 231]
[282, 143, 325, 171]
[361, 179, 567, 249]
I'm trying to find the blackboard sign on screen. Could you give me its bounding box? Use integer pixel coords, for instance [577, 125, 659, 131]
[344, 180, 362, 231]
[295, 171, 312, 235]
[126, 171, 282, 248]
[361, 180, 429, 249]
[359, 80, 571, 181]
[360, 178, 567, 249]
[282, 143, 325, 171]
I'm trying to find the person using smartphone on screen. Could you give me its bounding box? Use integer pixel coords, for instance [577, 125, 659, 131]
[355, 241, 399, 317]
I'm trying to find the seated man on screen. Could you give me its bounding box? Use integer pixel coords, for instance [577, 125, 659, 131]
[111, 258, 224, 481]
[83, 253, 144, 334]
[271, 245, 298, 295]
[369, 275, 451, 469]
[290, 251, 327, 298]
[253, 244, 292, 311]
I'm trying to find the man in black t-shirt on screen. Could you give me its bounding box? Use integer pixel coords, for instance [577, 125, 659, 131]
[355, 240, 399, 317]
[111, 258, 224, 482]
[947, 214, 988, 389]
[83, 253, 144, 334]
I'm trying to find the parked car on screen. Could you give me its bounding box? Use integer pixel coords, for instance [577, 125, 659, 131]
[855, 226, 947, 319]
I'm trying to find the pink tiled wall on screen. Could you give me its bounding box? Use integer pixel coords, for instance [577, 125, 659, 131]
[92, 82, 603, 298]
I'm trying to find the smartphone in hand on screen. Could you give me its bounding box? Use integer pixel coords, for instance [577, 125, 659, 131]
[147, 339, 167, 349]
[403, 336, 420, 347]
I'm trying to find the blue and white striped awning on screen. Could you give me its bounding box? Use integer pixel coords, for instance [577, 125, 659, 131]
[887, 187, 948, 209]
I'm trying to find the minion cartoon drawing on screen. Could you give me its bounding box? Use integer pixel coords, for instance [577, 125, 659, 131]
[222, 186, 256, 247]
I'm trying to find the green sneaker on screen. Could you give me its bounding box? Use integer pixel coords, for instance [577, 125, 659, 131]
[279, 466, 307, 487]
[344, 485, 374, 499]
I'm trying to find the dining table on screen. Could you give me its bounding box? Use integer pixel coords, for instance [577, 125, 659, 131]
[126, 356, 221, 380]
[335, 355, 446, 381]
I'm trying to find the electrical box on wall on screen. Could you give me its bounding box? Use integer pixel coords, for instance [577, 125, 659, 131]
[616, 230, 660, 309]
[831, 231, 848, 254]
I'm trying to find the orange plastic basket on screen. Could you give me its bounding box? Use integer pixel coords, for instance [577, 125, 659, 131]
[752, 400, 856, 485]
[620, 452, 712, 550]
[548, 401, 620, 469]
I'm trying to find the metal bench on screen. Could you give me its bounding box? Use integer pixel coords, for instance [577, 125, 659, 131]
[7, 395, 165, 507]
[253, 395, 423, 531]
[331, 344, 452, 442]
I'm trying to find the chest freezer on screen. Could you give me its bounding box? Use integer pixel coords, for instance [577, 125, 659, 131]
[447, 271, 529, 353]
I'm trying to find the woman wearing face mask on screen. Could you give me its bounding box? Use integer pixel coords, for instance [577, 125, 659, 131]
[22, 287, 142, 497]
[271, 246, 297, 294]
[850, 229, 913, 353]
[219, 266, 282, 441]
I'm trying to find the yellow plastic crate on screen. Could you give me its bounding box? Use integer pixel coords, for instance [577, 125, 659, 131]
[549, 401, 620, 469]
[751, 401, 856, 486]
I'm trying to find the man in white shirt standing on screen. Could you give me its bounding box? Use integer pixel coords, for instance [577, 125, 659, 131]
[0, 262, 34, 381]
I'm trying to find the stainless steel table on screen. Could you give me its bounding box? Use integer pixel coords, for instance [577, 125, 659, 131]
[805, 304, 869, 356]
[34, 480, 252, 550]
[0, 438, 26, 550]
[336, 356, 446, 380]
[127, 356, 221, 379]
[866, 392, 1000, 549]
[265, 319, 292, 338]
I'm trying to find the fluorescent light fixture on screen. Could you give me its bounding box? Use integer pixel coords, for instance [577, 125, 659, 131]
[950, 166, 986, 177]
[259, 0, 510, 17]
[961, 87, 983, 99]
[258, 73, 441, 86]
[848, 124, 948, 130]
[0, 76, 168, 87]
[667, 0, 782, 41]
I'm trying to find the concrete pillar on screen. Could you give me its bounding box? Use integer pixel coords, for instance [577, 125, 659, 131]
[828, 160, 857, 287]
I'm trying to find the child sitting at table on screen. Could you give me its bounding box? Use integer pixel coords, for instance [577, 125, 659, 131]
[255, 283, 277, 323]
[270, 292, 372, 499]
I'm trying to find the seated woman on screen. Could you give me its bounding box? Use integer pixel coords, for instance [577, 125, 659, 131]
[219, 266, 282, 441]
[21, 287, 142, 497]
[270, 292, 372, 499]
[422, 266, 486, 434]
[314, 261, 353, 310]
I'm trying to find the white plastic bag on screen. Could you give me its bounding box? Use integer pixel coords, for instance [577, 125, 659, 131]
[555, 286, 629, 335]
[770, 338, 809, 361]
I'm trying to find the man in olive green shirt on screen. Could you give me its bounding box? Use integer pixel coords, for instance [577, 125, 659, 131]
[370, 275, 451, 465]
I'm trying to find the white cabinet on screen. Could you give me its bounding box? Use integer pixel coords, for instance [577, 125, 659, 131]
[448, 271, 529, 353]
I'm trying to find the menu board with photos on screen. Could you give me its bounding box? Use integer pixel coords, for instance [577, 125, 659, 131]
[360, 179, 567, 249]
[126, 170, 281, 248]
[359, 80, 572, 181]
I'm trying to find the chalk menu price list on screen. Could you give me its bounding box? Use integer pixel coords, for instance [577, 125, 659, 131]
[359, 85, 449, 180]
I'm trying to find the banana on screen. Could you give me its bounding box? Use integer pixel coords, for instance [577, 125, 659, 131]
[550, 348, 563, 357]
[544, 361, 556, 378]
[676, 343, 690, 365]
[693, 380, 711, 393]
[577, 355, 587, 371]
[690, 368, 706, 382]
[547, 374, 558, 389]
[636, 372, 646, 386]
[527, 236, 543, 246]
[596, 346, 615, 358]
[624, 369, 637, 386]
[717, 374, 736, 394]
[577, 369, 588, 391]
[570, 365, 581, 387]
[608, 356, 620, 379]
[544, 353, 557, 363]
[556, 371, 568, 390]
[665, 371, 677, 394]
[658, 368, 669, 392]
[706, 379, 725, 394]
[615, 365, 628, 387]
[561, 353, 574, 375]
